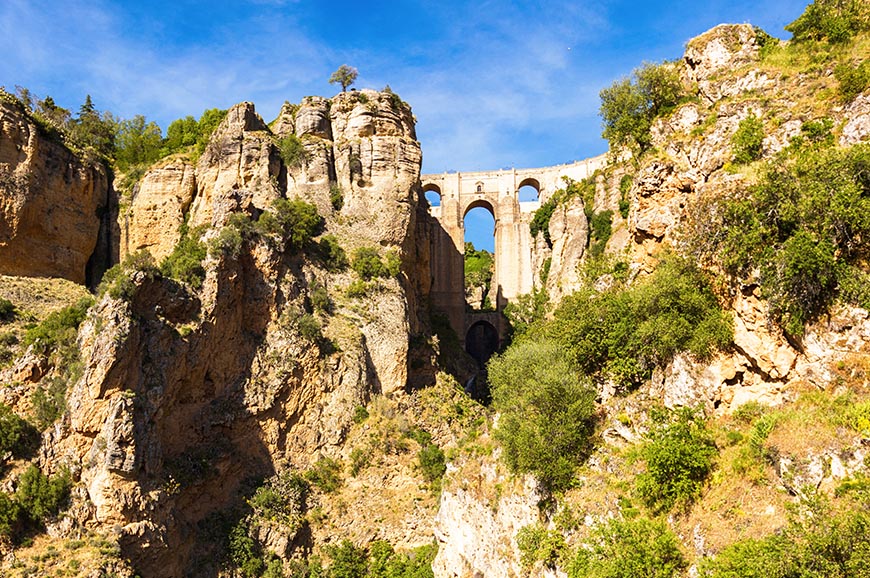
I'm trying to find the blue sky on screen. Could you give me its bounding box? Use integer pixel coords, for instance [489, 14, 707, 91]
[2, 0, 810, 251]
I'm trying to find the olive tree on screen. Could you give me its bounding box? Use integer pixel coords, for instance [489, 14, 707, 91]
[329, 65, 359, 92]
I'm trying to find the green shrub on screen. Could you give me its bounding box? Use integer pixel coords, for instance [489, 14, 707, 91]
[417, 442, 446, 484]
[352, 405, 369, 424]
[310, 282, 331, 313]
[113, 115, 163, 172]
[503, 288, 549, 339]
[249, 471, 309, 526]
[688, 143, 870, 336]
[330, 183, 344, 211]
[588, 210, 613, 258]
[384, 250, 401, 278]
[550, 256, 732, 389]
[30, 378, 67, 431]
[208, 224, 244, 259]
[464, 242, 493, 294]
[567, 516, 686, 578]
[229, 521, 265, 578]
[349, 447, 369, 476]
[160, 224, 207, 288]
[296, 313, 322, 342]
[516, 524, 568, 570]
[345, 280, 370, 298]
[16, 464, 71, 523]
[489, 339, 597, 491]
[304, 457, 342, 493]
[635, 407, 717, 513]
[732, 114, 765, 164]
[835, 60, 870, 103]
[0, 492, 22, 538]
[0, 298, 16, 322]
[23, 297, 93, 356]
[0, 404, 35, 460]
[786, 0, 870, 43]
[530, 198, 557, 245]
[326, 539, 368, 578]
[316, 235, 349, 271]
[700, 493, 870, 577]
[98, 250, 158, 300]
[351, 247, 387, 280]
[258, 198, 323, 251]
[599, 61, 686, 154]
[278, 134, 309, 170]
[618, 174, 632, 218]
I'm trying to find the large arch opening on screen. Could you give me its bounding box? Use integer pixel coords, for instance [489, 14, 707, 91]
[422, 183, 441, 209]
[518, 177, 540, 202]
[465, 320, 498, 403]
[463, 202, 495, 311]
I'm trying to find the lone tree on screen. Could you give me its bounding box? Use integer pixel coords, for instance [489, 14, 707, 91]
[329, 65, 358, 92]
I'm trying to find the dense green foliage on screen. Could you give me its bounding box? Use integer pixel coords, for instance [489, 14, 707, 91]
[530, 198, 557, 244]
[316, 235, 349, 271]
[98, 249, 159, 301]
[0, 297, 17, 322]
[249, 471, 309, 527]
[635, 407, 717, 513]
[304, 457, 342, 494]
[0, 465, 72, 541]
[259, 198, 324, 251]
[731, 114, 765, 164]
[162, 108, 228, 158]
[599, 62, 686, 154]
[160, 224, 208, 288]
[548, 257, 732, 390]
[350, 247, 399, 281]
[786, 0, 870, 43]
[114, 114, 163, 171]
[489, 339, 597, 491]
[22, 297, 93, 356]
[700, 492, 870, 578]
[567, 516, 686, 578]
[503, 288, 549, 339]
[0, 403, 35, 461]
[835, 60, 870, 102]
[330, 183, 345, 211]
[324, 539, 436, 578]
[686, 142, 870, 336]
[588, 210, 613, 258]
[279, 134, 309, 170]
[516, 524, 567, 570]
[464, 242, 493, 305]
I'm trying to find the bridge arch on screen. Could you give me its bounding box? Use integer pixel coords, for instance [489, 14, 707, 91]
[518, 177, 540, 202]
[422, 182, 442, 208]
[462, 198, 497, 221]
[465, 319, 499, 367]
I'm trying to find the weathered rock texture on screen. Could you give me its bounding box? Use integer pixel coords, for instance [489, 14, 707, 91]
[13, 91, 432, 577]
[0, 98, 112, 285]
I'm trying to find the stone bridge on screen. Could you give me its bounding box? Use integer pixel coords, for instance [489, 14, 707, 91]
[422, 154, 608, 364]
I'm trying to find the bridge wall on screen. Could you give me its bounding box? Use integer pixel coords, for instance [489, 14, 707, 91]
[422, 155, 608, 343]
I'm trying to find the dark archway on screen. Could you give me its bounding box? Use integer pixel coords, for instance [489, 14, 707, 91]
[466, 320, 498, 367]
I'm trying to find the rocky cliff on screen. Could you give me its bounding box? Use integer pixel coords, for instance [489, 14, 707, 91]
[0, 97, 113, 286]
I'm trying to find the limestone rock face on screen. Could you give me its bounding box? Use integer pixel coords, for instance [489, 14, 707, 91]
[433, 460, 540, 578]
[0, 100, 110, 284]
[121, 161, 196, 261]
[840, 93, 870, 146]
[685, 24, 761, 88]
[544, 195, 588, 302]
[189, 102, 281, 229]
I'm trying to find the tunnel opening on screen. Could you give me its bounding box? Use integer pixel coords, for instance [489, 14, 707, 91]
[465, 320, 498, 403]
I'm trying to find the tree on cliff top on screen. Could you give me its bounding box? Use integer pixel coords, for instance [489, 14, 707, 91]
[329, 65, 359, 92]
